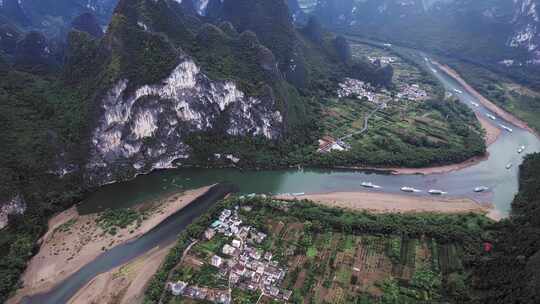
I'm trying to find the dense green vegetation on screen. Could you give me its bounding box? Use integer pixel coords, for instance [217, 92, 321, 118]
[318, 98, 486, 168]
[95, 208, 143, 235]
[469, 153, 540, 303]
[0, 55, 89, 303]
[144, 195, 493, 303]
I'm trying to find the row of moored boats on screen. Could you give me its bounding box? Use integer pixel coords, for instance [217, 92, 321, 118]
[361, 182, 488, 195]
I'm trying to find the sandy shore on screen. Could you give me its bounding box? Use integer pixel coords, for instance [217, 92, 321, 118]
[434, 61, 538, 136]
[277, 191, 495, 219]
[67, 243, 173, 304]
[7, 186, 213, 304]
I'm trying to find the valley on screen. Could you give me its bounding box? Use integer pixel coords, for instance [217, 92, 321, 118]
[2, 1, 540, 304]
[14, 54, 540, 303]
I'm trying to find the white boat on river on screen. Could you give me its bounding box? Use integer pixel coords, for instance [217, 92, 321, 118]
[474, 186, 489, 193]
[518, 145, 526, 154]
[361, 182, 382, 189]
[486, 113, 496, 120]
[500, 124, 513, 132]
[401, 186, 422, 193]
[428, 189, 447, 195]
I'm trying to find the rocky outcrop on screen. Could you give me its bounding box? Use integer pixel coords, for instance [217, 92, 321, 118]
[509, 0, 540, 64]
[86, 53, 283, 185]
[0, 195, 26, 229]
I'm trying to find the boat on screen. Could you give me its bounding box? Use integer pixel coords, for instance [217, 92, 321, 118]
[506, 163, 513, 169]
[486, 113, 496, 120]
[471, 102, 480, 107]
[401, 186, 421, 193]
[518, 145, 526, 154]
[361, 182, 381, 189]
[499, 124, 513, 132]
[453, 88, 463, 94]
[292, 192, 305, 196]
[428, 189, 447, 195]
[474, 186, 489, 193]
[431, 68, 438, 73]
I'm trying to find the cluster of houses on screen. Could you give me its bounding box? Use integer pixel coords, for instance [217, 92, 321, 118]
[367, 55, 397, 66]
[396, 84, 428, 101]
[337, 78, 379, 103]
[168, 207, 292, 303]
[167, 281, 231, 304]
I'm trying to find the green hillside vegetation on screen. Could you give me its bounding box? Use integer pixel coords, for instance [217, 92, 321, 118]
[0, 60, 88, 302]
[318, 97, 485, 168]
[470, 153, 540, 303]
[144, 196, 493, 303]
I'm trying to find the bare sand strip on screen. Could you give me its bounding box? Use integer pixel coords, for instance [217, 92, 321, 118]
[277, 192, 494, 219]
[434, 61, 539, 137]
[67, 243, 173, 304]
[7, 185, 213, 304]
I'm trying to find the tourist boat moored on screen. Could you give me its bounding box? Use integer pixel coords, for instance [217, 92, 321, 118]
[361, 182, 381, 189]
[453, 88, 463, 94]
[471, 102, 479, 107]
[428, 189, 447, 195]
[518, 145, 526, 154]
[486, 113, 496, 120]
[401, 186, 421, 193]
[500, 124, 513, 132]
[474, 186, 489, 193]
[506, 163, 513, 169]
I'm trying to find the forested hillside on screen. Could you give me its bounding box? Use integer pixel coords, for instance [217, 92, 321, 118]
[470, 153, 540, 303]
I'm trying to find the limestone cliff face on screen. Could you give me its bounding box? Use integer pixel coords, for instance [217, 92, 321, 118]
[509, 0, 540, 64]
[86, 54, 283, 185]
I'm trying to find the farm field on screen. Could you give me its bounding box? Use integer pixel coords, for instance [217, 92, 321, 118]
[317, 41, 486, 168]
[153, 196, 492, 304]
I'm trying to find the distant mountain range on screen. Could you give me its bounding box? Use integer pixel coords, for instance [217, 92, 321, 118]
[299, 0, 540, 86]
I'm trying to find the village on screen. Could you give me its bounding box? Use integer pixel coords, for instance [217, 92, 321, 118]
[167, 207, 292, 303]
[317, 51, 429, 153]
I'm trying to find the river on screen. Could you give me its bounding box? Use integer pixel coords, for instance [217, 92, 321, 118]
[22, 48, 540, 303]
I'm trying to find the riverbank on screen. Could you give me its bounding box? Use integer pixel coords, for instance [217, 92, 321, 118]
[388, 115, 499, 175]
[434, 61, 539, 137]
[67, 243, 173, 304]
[7, 186, 214, 304]
[277, 191, 496, 220]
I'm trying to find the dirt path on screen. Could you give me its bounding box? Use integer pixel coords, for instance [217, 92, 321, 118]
[67, 243, 173, 304]
[277, 191, 495, 219]
[7, 185, 214, 304]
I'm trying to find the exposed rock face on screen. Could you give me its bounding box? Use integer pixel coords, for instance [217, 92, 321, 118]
[509, 0, 540, 64]
[86, 54, 282, 185]
[0, 195, 26, 229]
